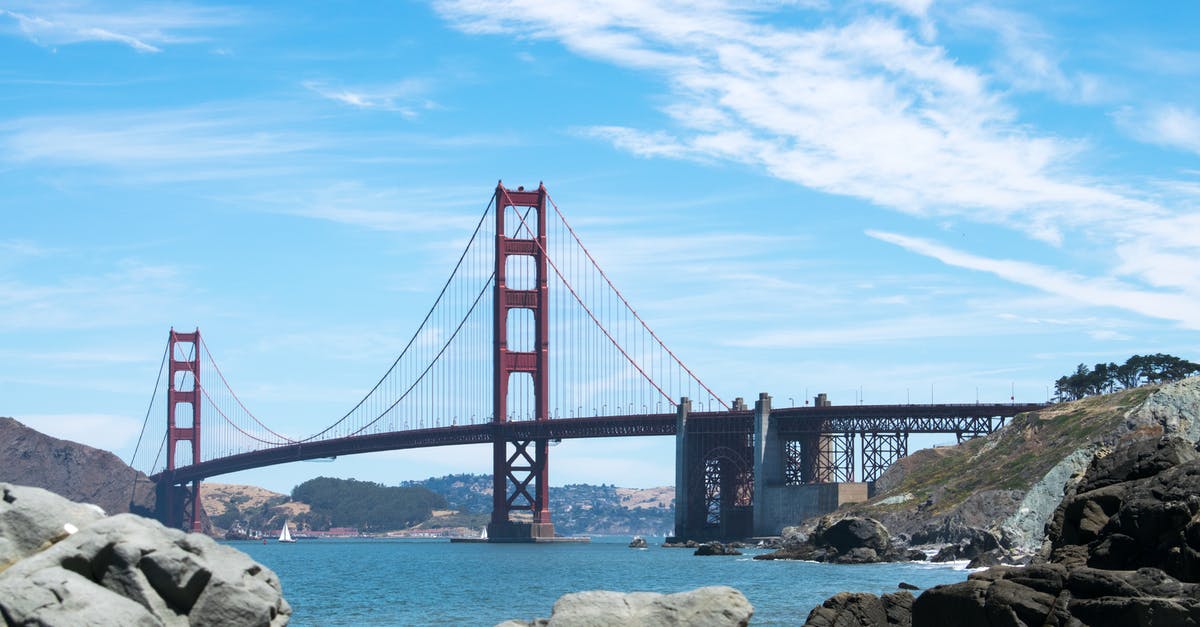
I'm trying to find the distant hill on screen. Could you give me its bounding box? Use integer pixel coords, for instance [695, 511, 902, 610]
[0, 416, 157, 518]
[200, 483, 301, 536]
[403, 473, 675, 536]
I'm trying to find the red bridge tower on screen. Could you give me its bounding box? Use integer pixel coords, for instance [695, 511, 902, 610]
[157, 328, 203, 531]
[489, 182, 554, 541]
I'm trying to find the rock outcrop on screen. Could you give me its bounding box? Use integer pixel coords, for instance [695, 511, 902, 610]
[694, 541, 742, 556]
[0, 482, 290, 626]
[837, 378, 1200, 555]
[497, 585, 753, 626]
[800, 434, 1200, 626]
[756, 516, 922, 564]
[804, 591, 913, 627]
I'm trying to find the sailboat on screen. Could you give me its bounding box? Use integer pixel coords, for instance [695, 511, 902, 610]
[278, 520, 296, 543]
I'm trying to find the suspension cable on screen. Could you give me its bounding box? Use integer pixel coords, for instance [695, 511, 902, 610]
[199, 336, 296, 443]
[509, 206, 676, 406]
[300, 195, 496, 442]
[128, 341, 168, 469]
[345, 270, 495, 437]
[546, 192, 730, 410]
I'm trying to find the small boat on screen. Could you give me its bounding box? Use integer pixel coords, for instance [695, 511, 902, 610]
[278, 520, 296, 543]
[480, 527, 488, 540]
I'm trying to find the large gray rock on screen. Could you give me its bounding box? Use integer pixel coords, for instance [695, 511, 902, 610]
[0, 485, 290, 626]
[1125, 376, 1200, 441]
[498, 586, 753, 626]
[0, 482, 107, 571]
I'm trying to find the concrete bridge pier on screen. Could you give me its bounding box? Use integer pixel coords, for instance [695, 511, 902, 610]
[673, 391, 872, 542]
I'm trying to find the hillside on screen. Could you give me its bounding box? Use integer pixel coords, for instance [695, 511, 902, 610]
[404, 474, 675, 536]
[838, 377, 1200, 549]
[0, 416, 157, 517]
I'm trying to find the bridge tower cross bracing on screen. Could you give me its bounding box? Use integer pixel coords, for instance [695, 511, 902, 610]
[163, 328, 203, 532]
[489, 181, 554, 541]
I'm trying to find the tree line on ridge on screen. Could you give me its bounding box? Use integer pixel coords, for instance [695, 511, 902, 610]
[1053, 353, 1199, 402]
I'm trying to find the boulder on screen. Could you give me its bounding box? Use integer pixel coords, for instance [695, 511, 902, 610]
[803, 591, 913, 627]
[498, 586, 753, 626]
[0, 485, 290, 626]
[694, 542, 742, 556]
[756, 516, 914, 564]
[0, 482, 107, 571]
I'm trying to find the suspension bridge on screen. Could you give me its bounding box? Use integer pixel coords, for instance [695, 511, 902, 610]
[131, 182, 1041, 542]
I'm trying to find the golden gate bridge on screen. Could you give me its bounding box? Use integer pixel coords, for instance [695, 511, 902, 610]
[130, 182, 1040, 541]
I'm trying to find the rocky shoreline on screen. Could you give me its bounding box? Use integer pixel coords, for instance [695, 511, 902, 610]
[801, 435, 1200, 625]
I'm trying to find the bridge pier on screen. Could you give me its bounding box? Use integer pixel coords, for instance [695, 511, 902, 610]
[675, 392, 878, 542]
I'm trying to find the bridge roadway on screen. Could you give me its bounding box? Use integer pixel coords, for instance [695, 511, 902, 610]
[154, 402, 1044, 485]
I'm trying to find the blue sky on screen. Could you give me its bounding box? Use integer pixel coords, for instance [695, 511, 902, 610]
[2, 1, 1198, 494]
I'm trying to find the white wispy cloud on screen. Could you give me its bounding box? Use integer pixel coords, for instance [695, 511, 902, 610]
[0, 2, 235, 53]
[434, 0, 1200, 331]
[436, 0, 1153, 243]
[303, 79, 436, 118]
[1, 106, 320, 178]
[867, 230, 1200, 330]
[1116, 105, 1200, 156]
[0, 258, 186, 330]
[953, 5, 1106, 104]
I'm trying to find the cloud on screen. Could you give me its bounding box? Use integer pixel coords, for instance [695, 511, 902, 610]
[1116, 105, 1200, 156]
[302, 79, 436, 118]
[0, 106, 320, 181]
[434, 0, 1200, 332]
[16, 413, 143, 451]
[867, 230, 1200, 330]
[435, 1, 1157, 243]
[0, 2, 235, 53]
[954, 5, 1106, 104]
[0, 258, 186, 331]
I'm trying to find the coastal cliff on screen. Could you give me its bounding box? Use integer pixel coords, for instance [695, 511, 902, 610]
[824, 377, 1200, 552]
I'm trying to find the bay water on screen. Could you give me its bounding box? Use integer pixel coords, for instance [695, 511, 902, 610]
[232, 536, 971, 625]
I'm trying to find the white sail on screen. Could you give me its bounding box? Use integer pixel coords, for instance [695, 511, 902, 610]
[278, 521, 295, 543]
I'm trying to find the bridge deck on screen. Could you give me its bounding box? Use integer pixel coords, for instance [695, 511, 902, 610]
[155, 403, 1044, 484]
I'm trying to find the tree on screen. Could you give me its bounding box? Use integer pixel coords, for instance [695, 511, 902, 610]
[1053, 354, 1199, 402]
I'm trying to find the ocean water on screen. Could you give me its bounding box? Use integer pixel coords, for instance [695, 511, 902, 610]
[231, 536, 971, 626]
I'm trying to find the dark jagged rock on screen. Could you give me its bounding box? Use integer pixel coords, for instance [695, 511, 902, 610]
[801, 434, 1200, 626]
[0, 483, 290, 625]
[694, 541, 742, 556]
[1045, 436, 1200, 581]
[897, 582, 919, 590]
[803, 591, 913, 627]
[756, 516, 916, 564]
[923, 524, 1002, 563]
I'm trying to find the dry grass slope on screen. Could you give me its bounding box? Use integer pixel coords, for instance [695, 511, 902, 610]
[862, 385, 1158, 518]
